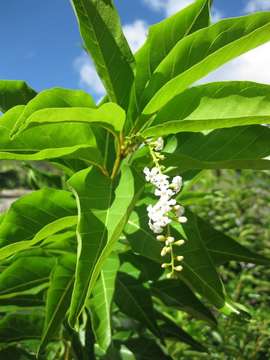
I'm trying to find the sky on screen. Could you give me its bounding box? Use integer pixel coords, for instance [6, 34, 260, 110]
[1, 0, 270, 99]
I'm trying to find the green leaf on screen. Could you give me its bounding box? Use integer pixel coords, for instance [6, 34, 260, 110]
[128, 0, 211, 128]
[71, 0, 134, 108]
[0, 293, 44, 307]
[42, 231, 77, 254]
[197, 215, 270, 266]
[0, 187, 76, 248]
[38, 254, 76, 354]
[0, 106, 103, 170]
[142, 13, 270, 115]
[143, 81, 270, 136]
[156, 311, 207, 352]
[120, 251, 162, 281]
[126, 207, 225, 308]
[0, 80, 36, 112]
[89, 252, 120, 351]
[0, 345, 35, 359]
[11, 87, 95, 136]
[115, 272, 161, 338]
[165, 124, 270, 171]
[166, 153, 270, 171]
[0, 256, 56, 296]
[124, 337, 171, 360]
[16, 103, 126, 137]
[0, 310, 44, 343]
[68, 164, 143, 327]
[0, 216, 77, 261]
[150, 279, 216, 325]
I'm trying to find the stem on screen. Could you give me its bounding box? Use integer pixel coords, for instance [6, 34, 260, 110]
[111, 134, 122, 179]
[166, 225, 176, 278]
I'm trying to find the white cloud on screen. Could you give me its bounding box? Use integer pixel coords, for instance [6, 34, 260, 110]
[199, 42, 270, 85]
[143, 0, 223, 22]
[73, 53, 105, 97]
[123, 20, 148, 52]
[144, 0, 193, 17]
[245, 0, 270, 12]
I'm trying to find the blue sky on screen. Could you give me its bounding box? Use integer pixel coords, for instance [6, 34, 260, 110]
[1, 0, 270, 99]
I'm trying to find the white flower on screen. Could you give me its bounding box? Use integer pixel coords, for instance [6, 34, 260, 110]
[152, 173, 169, 189]
[154, 137, 164, 151]
[154, 186, 174, 198]
[143, 167, 159, 182]
[171, 176, 182, 193]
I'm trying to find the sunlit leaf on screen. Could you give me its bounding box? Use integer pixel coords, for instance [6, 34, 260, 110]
[71, 0, 134, 108]
[142, 13, 270, 114]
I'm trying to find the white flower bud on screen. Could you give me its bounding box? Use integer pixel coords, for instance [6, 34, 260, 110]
[160, 247, 170, 257]
[174, 239, 185, 246]
[178, 216, 188, 223]
[165, 236, 175, 245]
[156, 235, 166, 241]
[176, 255, 184, 261]
[175, 265, 183, 272]
[161, 263, 170, 268]
[166, 272, 173, 279]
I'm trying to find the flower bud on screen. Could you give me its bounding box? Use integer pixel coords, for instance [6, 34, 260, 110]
[178, 216, 188, 223]
[161, 263, 170, 268]
[160, 246, 170, 257]
[175, 265, 183, 272]
[166, 272, 173, 279]
[156, 235, 166, 242]
[174, 239, 185, 246]
[176, 255, 184, 261]
[165, 236, 175, 245]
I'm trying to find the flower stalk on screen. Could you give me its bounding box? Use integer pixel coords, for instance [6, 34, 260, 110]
[143, 137, 187, 278]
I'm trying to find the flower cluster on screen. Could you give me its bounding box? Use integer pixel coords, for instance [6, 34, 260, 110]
[143, 137, 187, 278]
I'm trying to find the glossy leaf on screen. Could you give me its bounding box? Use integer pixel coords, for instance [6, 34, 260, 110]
[125, 337, 171, 360]
[128, 0, 211, 127]
[0, 80, 36, 112]
[0, 256, 56, 296]
[0, 293, 44, 307]
[115, 272, 161, 337]
[0, 106, 103, 170]
[38, 254, 76, 354]
[156, 311, 207, 352]
[142, 13, 270, 114]
[197, 216, 270, 266]
[0, 187, 76, 248]
[89, 252, 120, 351]
[16, 103, 126, 137]
[166, 153, 270, 171]
[68, 164, 143, 326]
[143, 82, 270, 137]
[120, 251, 162, 281]
[0, 216, 77, 261]
[11, 87, 95, 136]
[126, 207, 225, 308]
[165, 121, 270, 168]
[151, 279, 216, 325]
[0, 310, 44, 343]
[71, 0, 134, 108]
